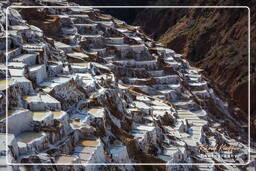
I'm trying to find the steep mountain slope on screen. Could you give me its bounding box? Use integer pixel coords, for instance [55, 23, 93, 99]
[133, 0, 256, 139]
[70, 0, 153, 24]
[0, 0, 255, 170]
[158, 7, 253, 112]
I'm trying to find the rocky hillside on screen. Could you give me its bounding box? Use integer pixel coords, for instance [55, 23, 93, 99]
[0, 0, 255, 171]
[134, 0, 255, 140]
[157, 7, 253, 114]
[70, 0, 153, 24]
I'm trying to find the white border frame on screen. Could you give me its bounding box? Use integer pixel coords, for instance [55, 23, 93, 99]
[5, 5, 250, 166]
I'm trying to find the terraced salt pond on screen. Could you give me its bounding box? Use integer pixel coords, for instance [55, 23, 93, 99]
[87, 108, 105, 118]
[56, 155, 77, 163]
[32, 111, 52, 121]
[79, 140, 99, 147]
[0, 109, 26, 121]
[16, 131, 45, 144]
[0, 79, 14, 91]
[52, 111, 66, 119]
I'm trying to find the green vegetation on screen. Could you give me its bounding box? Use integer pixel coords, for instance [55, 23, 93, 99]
[212, 48, 223, 58]
[227, 50, 238, 58]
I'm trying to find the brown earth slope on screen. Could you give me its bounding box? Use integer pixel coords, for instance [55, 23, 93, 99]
[158, 7, 253, 112]
[134, 0, 256, 138]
